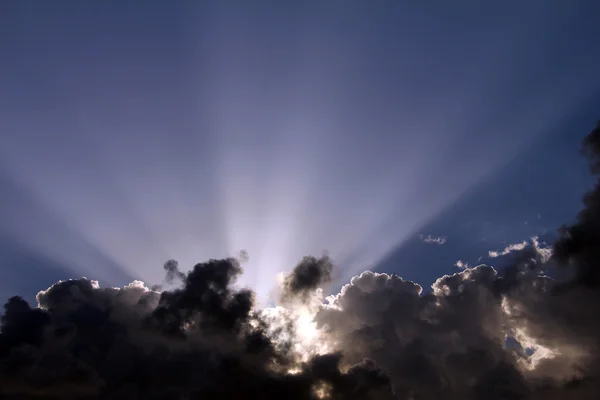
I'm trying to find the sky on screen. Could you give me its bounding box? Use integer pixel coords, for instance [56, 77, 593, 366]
[2, 1, 600, 399]
[2, 1, 600, 304]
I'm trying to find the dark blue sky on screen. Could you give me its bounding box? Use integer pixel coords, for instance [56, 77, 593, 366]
[1, 1, 599, 304]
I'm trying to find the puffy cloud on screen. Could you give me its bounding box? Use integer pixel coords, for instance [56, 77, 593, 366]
[0, 257, 392, 399]
[553, 121, 600, 288]
[419, 234, 447, 245]
[316, 261, 600, 399]
[6, 255, 597, 399]
[316, 266, 514, 399]
[0, 249, 597, 399]
[281, 256, 334, 304]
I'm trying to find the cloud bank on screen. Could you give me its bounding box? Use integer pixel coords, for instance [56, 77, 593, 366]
[1, 122, 600, 399]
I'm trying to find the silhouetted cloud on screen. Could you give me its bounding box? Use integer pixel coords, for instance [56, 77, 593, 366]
[553, 121, 600, 288]
[163, 259, 186, 284]
[0, 258, 392, 399]
[281, 256, 334, 303]
[2, 123, 600, 398]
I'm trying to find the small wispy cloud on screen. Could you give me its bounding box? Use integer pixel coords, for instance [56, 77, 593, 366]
[455, 260, 469, 269]
[488, 241, 528, 258]
[488, 236, 552, 262]
[419, 234, 447, 245]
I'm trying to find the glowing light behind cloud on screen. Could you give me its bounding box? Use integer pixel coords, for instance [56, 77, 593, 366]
[1, 2, 599, 302]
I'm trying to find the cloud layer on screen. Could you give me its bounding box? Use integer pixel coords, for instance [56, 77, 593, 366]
[1, 122, 600, 399]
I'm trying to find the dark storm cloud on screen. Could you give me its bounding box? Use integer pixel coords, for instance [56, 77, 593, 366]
[0, 258, 392, 399]
[2, 123, 600, 399]
[553, 121, 600, 288]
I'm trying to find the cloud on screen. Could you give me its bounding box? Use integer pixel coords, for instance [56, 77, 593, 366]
[0, 257, 393, 399]
[455, 259, 469, 269]
[316, 261, 600, 399]
[7, 253, 599, 399]
[488, 240, 528, 258]
[280, 256, 334, 304]
[488, 237, 552, 262]
[1, 122, 600, 399]
[553, 121, 600, 288]
[419, 234, 447, 245]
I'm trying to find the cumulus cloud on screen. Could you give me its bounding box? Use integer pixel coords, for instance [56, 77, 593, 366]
[316, 260, 600, 398]
[419, 234, 447, 245]
[1, 122, 600, 399]
[0, 257, 393, 399]
[553, 121, 600, 288]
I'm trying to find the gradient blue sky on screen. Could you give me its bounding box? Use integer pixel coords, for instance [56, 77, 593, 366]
[1, 1, 599, 304]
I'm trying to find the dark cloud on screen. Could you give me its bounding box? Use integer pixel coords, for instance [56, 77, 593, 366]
[315, 267, 513, 399]
[0, 258, 391, 399]
[2, 122, 600, 398]
[315, 264, 600, 399]
[553, 121, 600, 288]
[281, 256, 334, 303]
[163, 259, 185, 284]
